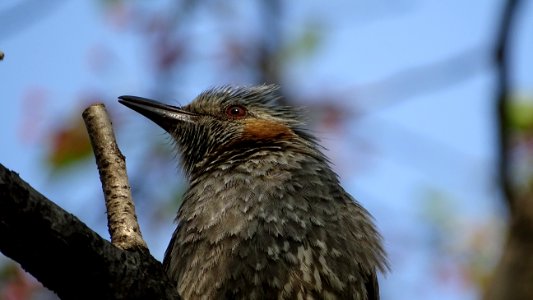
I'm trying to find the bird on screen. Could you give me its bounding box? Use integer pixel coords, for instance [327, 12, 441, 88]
[118, 85, 388, 300]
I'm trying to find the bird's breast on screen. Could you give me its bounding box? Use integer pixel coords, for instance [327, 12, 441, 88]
[166, 152, 375, 299]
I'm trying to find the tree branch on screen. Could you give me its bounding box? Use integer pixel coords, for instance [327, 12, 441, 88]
[495, 0, 520, 212]
[83, 103, 147, 251]
[483, 1, 533, 299]
[0, 164, 179, 299]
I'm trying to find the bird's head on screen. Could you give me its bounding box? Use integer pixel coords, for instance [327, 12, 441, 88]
[119, 85, 316, 177]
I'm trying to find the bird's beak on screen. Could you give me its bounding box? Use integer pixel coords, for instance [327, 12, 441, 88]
[118, 95, 197, 131]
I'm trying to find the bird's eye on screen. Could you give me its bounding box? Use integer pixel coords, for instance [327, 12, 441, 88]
[225, 105, 247, 119]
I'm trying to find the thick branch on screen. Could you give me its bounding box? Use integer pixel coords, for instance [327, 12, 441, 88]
[83, 103, 147, 251]
[0, 164, 179, 299]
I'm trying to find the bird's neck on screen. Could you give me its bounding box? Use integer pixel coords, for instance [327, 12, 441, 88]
[187, 139, 322, 180]
[180, 144, 332, 231]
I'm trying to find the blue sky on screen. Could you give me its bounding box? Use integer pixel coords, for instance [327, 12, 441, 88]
[1, 1, 532, 299]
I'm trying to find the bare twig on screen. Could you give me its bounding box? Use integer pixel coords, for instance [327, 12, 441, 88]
[82, 103, 147, 251]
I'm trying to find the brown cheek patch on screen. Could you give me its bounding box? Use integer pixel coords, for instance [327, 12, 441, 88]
[242, 119, 295, 141]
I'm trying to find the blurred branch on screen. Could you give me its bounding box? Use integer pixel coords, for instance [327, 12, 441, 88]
[83, 103, 147, 251]
[293, 46, 489, 122]
[349, 46, 488, 114]
[483, 1, 533, 300]
[495, 0, 519, 212]
[0, 0, 64, 41]
[0, 164, 179, 299]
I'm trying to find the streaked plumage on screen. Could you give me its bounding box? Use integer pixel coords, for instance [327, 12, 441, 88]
[119, 85, 387, 300]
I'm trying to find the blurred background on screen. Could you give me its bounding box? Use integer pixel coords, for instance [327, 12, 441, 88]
[1, 1, 532, 299]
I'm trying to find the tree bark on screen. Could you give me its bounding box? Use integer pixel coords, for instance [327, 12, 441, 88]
[82, 103, 147, 251]
[0, 164, 180, 299]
